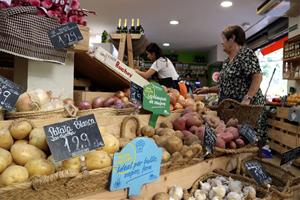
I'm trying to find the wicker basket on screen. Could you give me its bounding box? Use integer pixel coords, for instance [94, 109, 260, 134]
[238, 157, 294, 199]
[0, 108, 4, 120]
[186, 170, 272, 200]
[77, 107, 135, 117]
[217, 99, 263, 127]
[212, 145, 259, 157]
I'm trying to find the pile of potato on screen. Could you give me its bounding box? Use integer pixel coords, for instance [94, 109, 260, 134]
[0, 119, 120, 188]
[170, 108, 249, 151]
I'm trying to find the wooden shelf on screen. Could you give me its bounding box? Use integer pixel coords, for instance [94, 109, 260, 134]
[110, 33, 142, 40]
[283, 56, 300, 62]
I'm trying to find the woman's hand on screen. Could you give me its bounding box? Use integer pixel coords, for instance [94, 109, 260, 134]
[241, 98, 251, 105]
[193, 87, 209, 94]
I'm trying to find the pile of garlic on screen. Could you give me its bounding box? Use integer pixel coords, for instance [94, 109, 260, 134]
[188, 176, 263, 200]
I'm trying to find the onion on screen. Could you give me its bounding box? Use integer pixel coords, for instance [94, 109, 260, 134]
[115, 91, 125, 98]
[121, 97, 129, 104]
[63, 98, 74, 105]
[103, 97, 116, 107]
[177, 95, 186, 107]
[33, 89, 51, 106]
[124, 88, 130, 98]
[114, 102, 125, 109]
[92, 97, 105, 108]
[78, 101, 92, 110]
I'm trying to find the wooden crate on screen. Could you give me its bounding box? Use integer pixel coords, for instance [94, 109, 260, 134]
[73, 90, 114, 105]
[68, 25, 89, 52]
[267, 107, 300, 166]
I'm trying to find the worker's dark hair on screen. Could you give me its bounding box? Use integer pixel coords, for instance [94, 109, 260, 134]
[146, 43, 165, 59]
[222, 25, 246, 46]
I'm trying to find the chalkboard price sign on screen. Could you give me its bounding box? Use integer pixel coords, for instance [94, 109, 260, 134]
[0, 75, 23, 111]
[44, 114, 104, 162]
[130, 81, 143, 105]
[48, 22, 83, 49]
[245, 160, 272, 185]
[239, 124, 258, 145]
[203, 123, 217, 153]
[280, 146, 300, 166]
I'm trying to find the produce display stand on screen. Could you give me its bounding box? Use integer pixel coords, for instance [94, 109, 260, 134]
[70, 154, 252, 200]
[267, 106, 300, 166]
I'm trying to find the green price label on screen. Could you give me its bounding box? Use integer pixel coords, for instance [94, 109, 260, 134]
[143, 82, 170, 127]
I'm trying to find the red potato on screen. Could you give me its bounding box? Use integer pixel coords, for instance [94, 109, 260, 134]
[173, 117, 187, 131]
[182, 107, 194, 115]
[174, 103, 184, 110]
[189, 126, 199, 134]
[215, 124, 226, 135]
[225, 127, 239, 139]
[182, 130, 194, 138]
[228, 141, 237, 149]
[235, 138, 245, 148]
[219, 132, 234, 143]
[186, 116, 202, 129]
[195, 128, 205, 141]
[215, 137, 226, 148]
[226, 118, 239, 127]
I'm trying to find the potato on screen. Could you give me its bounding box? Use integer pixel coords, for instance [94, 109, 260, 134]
[228, 141, 237, 149]
[174, 131, 184, 140]
[183, 149, 194, 159]
[216, 137, 226, 148]
[190, 143, 203, 157]
[157, 128, 174, 137]
[11, 143, 46, 166]
[180, 145, 189, 155]
[183, 132, 199, 146]
[185, 116, 202, 128]
[25, 159, 55, 177]
[0, 165, 29, 186]
[85, 150, 112, 171]
[154, 135, 169, 147]
[62, 157, 81, 172]
[9, 119, 33, 140]
[170, 152, 183, 162]
[153, 192, 170, 200]
[29, 128, 48, 151]
[235, 139, 245, 148]
[173, 117, 187, 131]
[161, 148, 171, 163]
[219, 132, 234, 143]
[0, 128, 14, 150]
[155, 128, 164, 136]
[225, 127, 239, 139]
[164, 136, 183, 154]
[99, 134, 120, 154]
[226, 118, 239, 127]
[47, 155, 62, 172]
[160, 121, 173, 129]
[0, 148, 12, 173]
[15, 140, 28, 145]
[141, 126, 155, 137]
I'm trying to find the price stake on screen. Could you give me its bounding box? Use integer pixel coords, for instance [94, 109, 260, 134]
[245, 160, 272, 186]
[280, 146, 300, 166]
[44, 114, 104, 162]
[203, 123, 217, 154]
[48, 22, 83, 49]
[239, 124, 258, 145]
[130, 81, 143, 105]
[0, 75, 23, 111]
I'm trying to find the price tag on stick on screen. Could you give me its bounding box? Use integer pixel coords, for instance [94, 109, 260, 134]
[130, 81, 143, 105]
[0, 75, 23, 111]
[280, 146, 300, 166]
[203, 123, 217, 154]
[44, 114, 104, 162]
[48, 22, 83, 49]
[245, 160, 272, 186]
[239, 124, 258, 145]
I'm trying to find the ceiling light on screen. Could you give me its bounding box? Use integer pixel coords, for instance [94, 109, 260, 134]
[220, 1, 233, 8]
[169, 20, 179, 25]
[163, 43, 170, 47]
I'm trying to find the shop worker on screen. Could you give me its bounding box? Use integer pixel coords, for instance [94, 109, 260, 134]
[135, 43, 179, 89]
[194, 25, 267, 144]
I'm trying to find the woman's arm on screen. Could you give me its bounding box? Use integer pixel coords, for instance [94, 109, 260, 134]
[194, 86, 219, 94]
[241, 73, 262, 104]
[135, 68, 156, 79]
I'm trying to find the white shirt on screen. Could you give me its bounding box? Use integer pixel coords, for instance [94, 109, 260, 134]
[150, 57, 179, 80]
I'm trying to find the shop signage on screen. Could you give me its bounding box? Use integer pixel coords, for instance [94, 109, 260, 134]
[143, 82, 170, 127]
[280, 146, 300, 166]
[239, 124, 258, 145]
[288, 107, 300, 123]
[110, 137, 162, 197]
[44, 114, 104, 161]
[130, 81, 143, 105]
[203, 123, 217, 153]
[245, 160, 272, 186]
[0, 75, 23, 111]
[48, 22, 83, 49]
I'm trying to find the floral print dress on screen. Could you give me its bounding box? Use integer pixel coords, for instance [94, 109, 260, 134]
[218, 47, 267, 145]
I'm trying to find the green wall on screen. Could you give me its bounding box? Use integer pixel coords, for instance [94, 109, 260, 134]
[164, 51, 208, 63]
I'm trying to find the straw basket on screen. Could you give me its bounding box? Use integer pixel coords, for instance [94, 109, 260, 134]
[217, 99, 263, 128]
[77, 107, 135, 117]
[0, 108, 4, 120]
[238, 157, 294, 199]
[212, 145, 259, 157]
[186, 170, 272, 200]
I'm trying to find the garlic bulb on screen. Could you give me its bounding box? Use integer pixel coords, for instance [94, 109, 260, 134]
[211, 197, 221, 200]
[209, 185, 226, 199]
[187, 197, 196, 200]
[226, 192, 242, 200]
[229, 177, 243, 193]
[194, 189, 206, 200]
[216, 175, 229, 185]
[200, 181, 211, 193]
[169, 186, 183, 200]
[243, 186, 256, 200]
[208, 178, 222, 187]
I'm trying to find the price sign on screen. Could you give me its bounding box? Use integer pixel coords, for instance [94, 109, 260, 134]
[143, 82, 170, 127]
[245, 160, 272, 185]
[48, 22, 83, 49]
[280, 146, 300, 166]
[239, 124, 258, 145]
[110, 137, 162, 197]
[203, 123, 217, 153]
[288, 107, 300, 123]
[130, 81, 143, 105]
[44, 114, 104, 162]
[0, 75, 23, 111]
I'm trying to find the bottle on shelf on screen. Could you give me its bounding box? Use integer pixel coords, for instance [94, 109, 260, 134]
[135, 18, 144, 34]
[129, 18, 136, 33]
[122, 18, 128, 33]
[284, 62, 290, 79]
[116, 18, 122, 33]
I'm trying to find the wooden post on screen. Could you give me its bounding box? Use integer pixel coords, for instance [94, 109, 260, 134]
[127, 34, 134, 68]
[118, 34, 127, 61]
